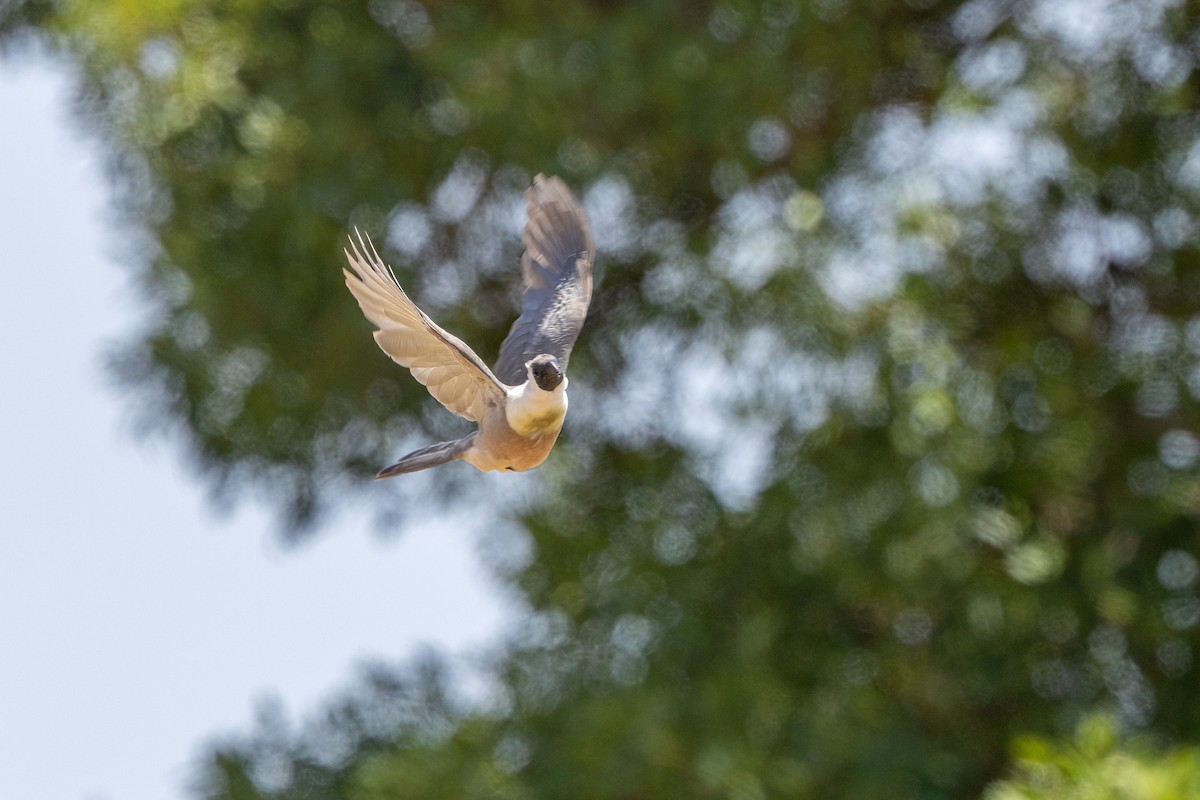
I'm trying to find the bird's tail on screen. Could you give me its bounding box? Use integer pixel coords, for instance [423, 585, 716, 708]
[376, 433, 477, 479]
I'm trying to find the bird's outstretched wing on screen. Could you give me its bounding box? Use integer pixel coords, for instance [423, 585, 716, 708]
[343, 231, 507, 423]
[493, 174, 595, 386]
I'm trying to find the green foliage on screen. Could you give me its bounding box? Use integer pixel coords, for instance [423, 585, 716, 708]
[15, 0, 961, 528]
[985, 714, 1200, 800]
[8, 0, 1200, 797]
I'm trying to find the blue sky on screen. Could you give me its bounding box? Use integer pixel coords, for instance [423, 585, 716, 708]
[0, 50, 512, 800]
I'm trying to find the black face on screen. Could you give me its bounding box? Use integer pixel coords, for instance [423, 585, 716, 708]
[529, 355, 564, 391]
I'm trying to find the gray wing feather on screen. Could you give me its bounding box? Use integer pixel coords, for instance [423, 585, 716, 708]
[493, 175, 595, 386]
[343, 231, 507, 423]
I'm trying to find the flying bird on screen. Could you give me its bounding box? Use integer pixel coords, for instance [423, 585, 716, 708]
[342, 174, 595, 478]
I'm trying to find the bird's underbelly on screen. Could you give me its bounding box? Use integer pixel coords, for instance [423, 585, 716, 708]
[463, 422, 562, 472]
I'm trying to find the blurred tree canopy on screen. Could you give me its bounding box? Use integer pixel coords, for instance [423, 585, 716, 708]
[4, 0, 1200, 796]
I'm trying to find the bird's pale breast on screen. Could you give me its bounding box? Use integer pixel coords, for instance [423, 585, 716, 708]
[464, 403, 563, 472]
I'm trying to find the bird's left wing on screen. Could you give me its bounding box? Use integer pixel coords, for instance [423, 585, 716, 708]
[343, 231, 507, 423]
[493, 175, 595, 386]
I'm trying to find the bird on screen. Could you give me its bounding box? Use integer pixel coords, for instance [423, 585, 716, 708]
[342, 174, 595, 478]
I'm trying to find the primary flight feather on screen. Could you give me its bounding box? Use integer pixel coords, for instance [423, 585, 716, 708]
[342, 174, 595, 478]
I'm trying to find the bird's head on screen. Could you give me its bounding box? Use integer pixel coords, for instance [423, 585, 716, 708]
[527, 354, 565, 392]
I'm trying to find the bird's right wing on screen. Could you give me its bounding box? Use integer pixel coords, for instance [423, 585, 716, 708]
[493, 175, 595, 386]
[343, 231, 507, 423]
